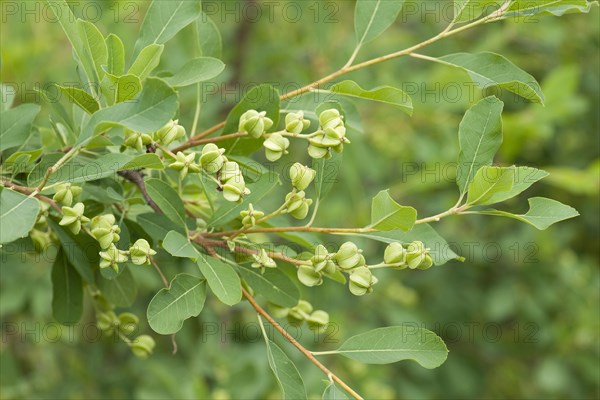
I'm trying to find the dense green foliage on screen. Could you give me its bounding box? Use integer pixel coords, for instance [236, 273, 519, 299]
[1, 1, 598, 399]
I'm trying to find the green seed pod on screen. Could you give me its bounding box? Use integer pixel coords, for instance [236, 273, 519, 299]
[289, 198, 312, 220]
[335, 242, 362, 270]
[319, 108, 343, 130]
[220, 161, 242, 183]
[53, 183, 82, 206]
[384, 242, 406, 266]
[251, 249, 277, 271]
[311, 245, 336, 274]
[269, 303, 290, 318]
[405, 241, 428, 270]
[30, 229, 52, 253]
[289, 163, 316, 191]
[155, 120, 185, 145]
[118, 312, 139, 336]
[91, 214, 116, 231]
[287, 300, 313, 324]
[97, 311, 120, 333]
[239, 110, 273, 138]
[285, 111, 310, 134]
[417, 254, 434, 270]
[130, 335, 156, 359]
[222, 179, 250, 203]
[306, 310, 329, 332]
[297, 265, 323, 287]
[263, 132, 290, 161]
[99, 244, 130, 272]
[349, 267, 378, 296]
[200, 143, 226, 174]
[129, 239, 156, 265]
[240, 203, 264, 227]
[59, 202, 90, 235]
[307, 141, 330, 159]
[169, 151, 200, 180]
[124, 129, 153, 152]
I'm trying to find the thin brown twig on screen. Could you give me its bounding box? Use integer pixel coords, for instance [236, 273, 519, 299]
[242, 287, 364, 400]
[1, 179, 61, 212]
[117, 170, 161, 214]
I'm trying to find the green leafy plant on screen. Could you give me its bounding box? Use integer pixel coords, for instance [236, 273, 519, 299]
[1, 1, 595, 398]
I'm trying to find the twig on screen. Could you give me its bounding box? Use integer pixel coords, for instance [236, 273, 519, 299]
[171, 132, 248, 153]
[117, 170, 161, 214]
[2, 179, 61, 212]
[242, 287, 364, 400]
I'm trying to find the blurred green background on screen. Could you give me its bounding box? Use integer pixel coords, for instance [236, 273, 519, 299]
[1, 1, 599, 399]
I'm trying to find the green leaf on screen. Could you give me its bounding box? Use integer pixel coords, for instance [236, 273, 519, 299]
[97, 267, 137, 307]
[355, 0, 405, 45]
[44, 0, 96, 88]
[54, 85, 99, 114]
[77, 78, 177, 144]
[453, 0, 502, 22]
[476, 197, 579, 230]
[145, 179, 187, 229]
[165, 57, 225, 87]
[349, 224, 461, 265]
[59, 153, 162, 184]
[0, 189, 40, 245]
[162, 231, 200, 260]
[456, 96, 504, 195]
[196, 255, 242, 306]
[77, 19, 107, 83]
[134, 0, 203, 55]
[208, 172, 281, 227]
[137, 213, 184, 242]
[122, 153, 164, 170]
[466, 166, 515, 205]
[197, 13, 223, 58]
[262, 328, 307, 400]
[331, 326, 448, 368]
[505, 0, 599, 18]
[368, 190, 417, 231]
[105, 33, 125, 76]
[313, 152, 342, 200]
[235, 266, 300, 308]
[221, 84, 281, 154]
[128, 44, 164, 81]
[1, 84, 16, 112]
[0, 104, 41, 152]
[51, 248, 83, 325]
[323, 382, 350, 400]
[328, 80, 412, 115]
[147, 274, 207, 335]
[477, 166, 549, 205]
[431, 52, 544, 104]
[102, 73, 142, 104]
[47, 219, 95, 283]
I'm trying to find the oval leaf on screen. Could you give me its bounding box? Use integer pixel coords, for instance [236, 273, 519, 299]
[51, 248, 83, 325]
[369, 190, 417, 231]
[424, 52, 544, 104]
[197, 256, 242, 306]
[476, 197, 579, 230]
[165, 57, 225, 87]
[456, 96, 504, 195]
[0, 104, 41, 152]
[263, 334, 307, 400]
[355, 0, 405, 45]
[328, 80, 413, 115]
[163, 231, 200, 260]
[97, 267, 137, 307]
[0, 188, 40, 244]
[147, 274, 207, 335]
[77, 78, 177, 144]
[333, 326, 448, 368]
[145, 179, 187, 228]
